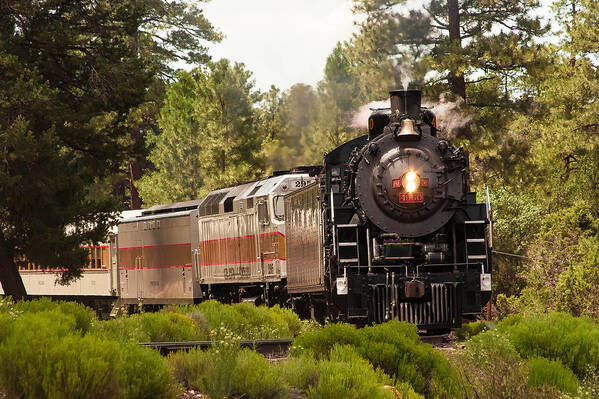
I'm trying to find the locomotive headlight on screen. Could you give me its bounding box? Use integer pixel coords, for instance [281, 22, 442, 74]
[402, 171, 420, 193]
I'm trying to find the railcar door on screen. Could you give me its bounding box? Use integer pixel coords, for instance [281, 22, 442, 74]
[257, 198, 269, 280]
[136, 239, 144, 301]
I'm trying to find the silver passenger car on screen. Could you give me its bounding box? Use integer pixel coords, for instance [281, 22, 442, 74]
[117, 201, 203, 305]
[195, 174, 315, 292]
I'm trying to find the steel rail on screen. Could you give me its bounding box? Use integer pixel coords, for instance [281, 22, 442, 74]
[141, 333, 450, 356]
[140, 338, 293, 356]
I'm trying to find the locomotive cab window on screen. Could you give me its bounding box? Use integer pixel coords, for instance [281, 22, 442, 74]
[224, 197, 234, 213]
[257, 199, 269, 225]
[273, 195, 284, 220]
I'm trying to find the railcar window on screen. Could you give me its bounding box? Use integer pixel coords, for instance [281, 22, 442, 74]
[95, 248, 102, 268]
[101, 246, 109, 268]
[85, 246, 108, 268]
[257, 199, 269, 225]
[224, 197, 234, 213]
[248, 184, 263, 196]
[273, 195, 284, 220]
[199, 191, 228, 216]
[89, 247, 96, 268]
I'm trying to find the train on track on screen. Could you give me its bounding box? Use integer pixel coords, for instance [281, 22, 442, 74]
[2, 89, 492, 331]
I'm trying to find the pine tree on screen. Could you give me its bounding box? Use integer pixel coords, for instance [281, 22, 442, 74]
[0, 0, 220, 296]
[138, 60, 265, 204]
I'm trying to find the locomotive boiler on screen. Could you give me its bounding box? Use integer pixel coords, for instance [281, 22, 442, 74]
[285, 89, 492, 330]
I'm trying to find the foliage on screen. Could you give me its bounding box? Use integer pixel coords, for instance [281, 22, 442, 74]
[168, 338, 286, 399]
[95, 301, 301, 342]
[0, 305, 177, 399]
[292, 321, 459, 398]
[496, 312, 599, 377]
[278, 348, 396, 399]
[120, 342, 179, 399]
[492, 0, 599, 317]
[0, 311, 122, 399]
[232, 349, 285, 399]
[486, 187, 542, 298]
[265, 83, 321, 170]
[457, 330, 553, 399]
[304, 356, 394, 399]
[179, 300, 302, 339]
[95, 311, 209, 343]
[0, 0, 220, 295]
[454, 321, 489, 340]
[9, 297, 96, 334]
[137, 60, 266, 204]
[527, 357, 579, 395]
[347, 0, 549, 102]
[291, 322, 362, 358]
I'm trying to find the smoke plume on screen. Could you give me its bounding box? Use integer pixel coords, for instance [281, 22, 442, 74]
[350, 100, 388, 129]
[350, 93, 473, 139]
[425, 93, 472, 139]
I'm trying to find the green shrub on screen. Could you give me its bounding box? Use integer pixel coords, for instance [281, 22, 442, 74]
[168, 347, 212, 390]
[232, 349, 285, 398]
[0, 312, 122, 399]
[277, 355, 320, 391]
[170, 344, 238, 398]
[269, 304, 303, 336]
[293, 321, 460, 398]
[95, 311, 209, 342]
[394, 382, 425, 399]
[0, 310, 177, 399]
[454, 321, 490, 340]
[279, 350, 395, 399]
[10, 297, 96, 334]
[120, 343, 178, 399]
[497, 312, 599, 377]
[169, 336, 288, 399]
[191, 300, 301, 339]
[0, 313, 14, 343]
[139, 312, 207, 341]
[459, 330, 556, 399]
[291, 323, 361, 359]
[306, 359, 394, 399]
[528, 357, 579, 395]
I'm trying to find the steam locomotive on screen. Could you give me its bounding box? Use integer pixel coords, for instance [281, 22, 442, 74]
[6, 89, 491, 331]
[285, 89, 492, 329]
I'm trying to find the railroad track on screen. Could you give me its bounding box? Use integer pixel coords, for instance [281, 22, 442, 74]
[140, 338, 293, 356]
[141, 333, 450, 357]
[419, 334, 450, 346]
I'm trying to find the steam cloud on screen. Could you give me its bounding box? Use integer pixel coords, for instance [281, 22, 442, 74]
[350, 100, 388, 129]
[424, 94, 472, 139]
[351, 93, 472, 139]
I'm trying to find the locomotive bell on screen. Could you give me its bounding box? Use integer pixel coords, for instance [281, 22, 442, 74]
[396, 118, 420, 140]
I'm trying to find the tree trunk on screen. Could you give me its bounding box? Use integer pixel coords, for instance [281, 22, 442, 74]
[447, 0, 466, 99]
[129, 162, 143, 209]
[220, 149, 226, 172]
[0, 238, 27, 300]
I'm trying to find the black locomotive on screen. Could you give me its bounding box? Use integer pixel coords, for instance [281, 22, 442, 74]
[285, 89, 492, 330]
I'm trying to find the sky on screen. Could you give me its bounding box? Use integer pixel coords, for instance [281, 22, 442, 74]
[201, 0, 358, 92]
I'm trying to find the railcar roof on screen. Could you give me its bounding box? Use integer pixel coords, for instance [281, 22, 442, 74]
[119, 210, 194, 223]
[236, 173, 310, 199]
[142, 199, 204, 215]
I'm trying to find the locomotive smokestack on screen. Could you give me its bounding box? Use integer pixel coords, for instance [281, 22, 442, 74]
[389, 89, 421, 120]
